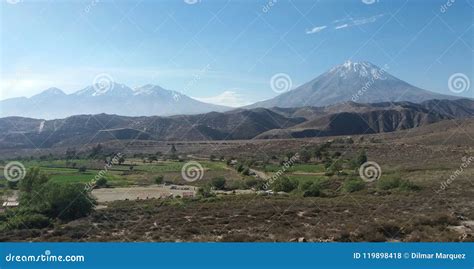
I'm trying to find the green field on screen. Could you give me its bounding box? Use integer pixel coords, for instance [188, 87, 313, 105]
[263, 163, 326, 173]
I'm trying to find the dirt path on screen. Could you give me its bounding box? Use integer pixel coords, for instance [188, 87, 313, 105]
[92, 185, 197, 203]
[249, 168, 269, 180]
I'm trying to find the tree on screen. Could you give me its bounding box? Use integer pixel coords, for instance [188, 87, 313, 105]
[300, 181, 321, 197]
[89, 144, 103, 159]
[19, 167, 50, 201]
[242, 167, 250, 176]
[169, 144, 178, 160]
[95, 177, 107, 188]
[354, 150, 368, 167]
[326, 159, 343, 175]
[78, 166, 87, 173]
[197, 185, 214, 198]
[155, 175, 164, 185]
[314, 148, 323, 160]
[65, 148, 77, 160]
[300, 150, 312, 163]
[41, 182, 96, 221]
[271, 176, 298, 193]
[211, 177, 226, 190]
[285, 152, 295, 161]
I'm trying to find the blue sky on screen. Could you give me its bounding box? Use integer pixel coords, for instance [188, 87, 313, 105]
[1, 0, 472, 106]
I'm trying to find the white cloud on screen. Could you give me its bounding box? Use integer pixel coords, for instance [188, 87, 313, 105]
[193, 90, 250, 107]
[353, 14, 384, 25]
[334, 14, 384, 30]
[335, 24, 349, 30]
[306, 25, 327, 34]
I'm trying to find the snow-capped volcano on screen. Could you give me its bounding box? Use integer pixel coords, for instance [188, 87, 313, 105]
[249, 60, 457, 108]
[329, 61, 392, 80]
[74, 82, 134, 97]
[0, 83, 229, 119]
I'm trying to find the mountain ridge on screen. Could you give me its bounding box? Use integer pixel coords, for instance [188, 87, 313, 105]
[0, 98, 472, 149]
[0, 82, 230, 119]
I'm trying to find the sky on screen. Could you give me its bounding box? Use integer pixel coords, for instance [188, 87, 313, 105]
[0, 0, 472, 106]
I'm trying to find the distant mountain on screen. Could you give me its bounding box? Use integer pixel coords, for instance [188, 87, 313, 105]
[0, 99, 472, 149]
[249, 61, 458, 108]
[0, 83, 230, 119]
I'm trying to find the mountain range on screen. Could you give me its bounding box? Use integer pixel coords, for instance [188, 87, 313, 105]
[0, 84, 229, 119]
[0, 61, 461, 119]
[0, 98, 472, 149]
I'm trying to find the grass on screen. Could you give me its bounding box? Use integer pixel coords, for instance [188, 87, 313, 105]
[134, 160, 228, 173]
[263, 163, 326, 173]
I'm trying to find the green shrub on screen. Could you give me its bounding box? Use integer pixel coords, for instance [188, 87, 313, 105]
[377, 177, 420, 191]
[271, 176, 298, 193]
[78, 166, 87, 173]
[377, 177, 401, 190]
[244, 178, 265, 190]
[211, 177, 226, 190]
[95, 177, 107, 188]
[300, 181, 321, 197]
[154, 175, 164, 184]
[41, 182, 96, 221]
[2, 213, 50, 231]
[343, 179, 365, 193]
[398, 180, 421, 191]
[197, 185, 215, 198]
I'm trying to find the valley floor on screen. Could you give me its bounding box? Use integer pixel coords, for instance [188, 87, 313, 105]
[0, 119, 473, 242]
